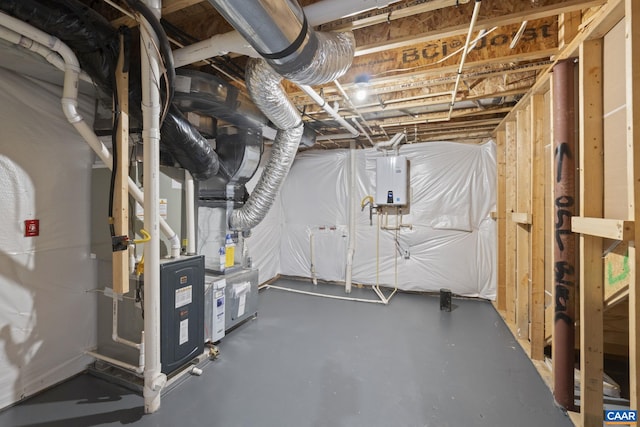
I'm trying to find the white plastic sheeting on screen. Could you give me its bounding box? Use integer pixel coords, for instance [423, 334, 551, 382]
[0, 67, 97, 409]
[250, 141, 496, 299]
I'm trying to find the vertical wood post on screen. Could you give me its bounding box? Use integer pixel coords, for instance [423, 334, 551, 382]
[113, 34, 130, 294]
[579, 37, 604, 427]
[627, 0, 640, 410]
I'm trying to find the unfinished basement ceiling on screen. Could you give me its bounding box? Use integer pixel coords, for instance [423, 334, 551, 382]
[81, 0, 604, 149]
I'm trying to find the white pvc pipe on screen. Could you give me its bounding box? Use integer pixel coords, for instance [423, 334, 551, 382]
[448, 0, 482, 119]
[140, 0, 166, 414]
[374, 132, 404, 151]
[267, 285, 385, 304]
[334, 80, 378, 139]
[185, 170, 196, 255]
[0, 16, 180, 259]
[345, 140, 357, 294]
[352, 118, 374, 146]
[298, 84, 359, 136]
[173, 30, 256, 67]
[86, 350, 145, 374]
[172, 0, 402, 67]
[112, 296, 142, 349]
[0, 26, 93, 83]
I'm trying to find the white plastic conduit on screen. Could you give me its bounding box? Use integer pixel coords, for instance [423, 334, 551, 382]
[345, 140, 357, 293]
[298, 84, 359, 137]
[447, 0, 482, 120]
[0, 26, 92, 83]
[140, 0, 166, 414]
[0, 11, 173, 379]
[185, 170, 196, 255]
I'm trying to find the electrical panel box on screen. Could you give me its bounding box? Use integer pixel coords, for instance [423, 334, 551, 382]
[160, 255, 205, 375]
[375, 156, 409, 206]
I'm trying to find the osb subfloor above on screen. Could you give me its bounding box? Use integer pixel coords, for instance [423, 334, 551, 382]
[83, 0, 606, 149]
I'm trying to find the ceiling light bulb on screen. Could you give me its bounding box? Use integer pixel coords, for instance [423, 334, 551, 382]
[355, 87, 367, 101]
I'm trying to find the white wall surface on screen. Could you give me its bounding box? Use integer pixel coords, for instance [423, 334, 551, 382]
[0, 67, 96, 409]
[252, 141, 496, 299]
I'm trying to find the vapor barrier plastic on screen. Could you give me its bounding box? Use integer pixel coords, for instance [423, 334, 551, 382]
[252, 140, 496, 298]
[244, 145, 283, 283]
[0, 68, 97, 409]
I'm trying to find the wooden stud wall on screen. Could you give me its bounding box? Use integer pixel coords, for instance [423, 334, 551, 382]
[627, 0, 640, 411]
[496, 130, 507, 312]
[494, 1, 637, 424]
[515, 108, 532, 339]
[530, 93, 547, 361]
[505, 121, 518, 324]
[577, 37, 604, 427]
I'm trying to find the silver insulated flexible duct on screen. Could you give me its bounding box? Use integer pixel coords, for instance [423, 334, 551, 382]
[208, 0, 354, 85]
[209, 0, 355, 231]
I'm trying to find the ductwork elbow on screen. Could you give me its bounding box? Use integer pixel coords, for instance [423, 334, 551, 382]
[229, 59, 303, 232]
[210, 0, 356, 231]
[208, 0, 355, 85]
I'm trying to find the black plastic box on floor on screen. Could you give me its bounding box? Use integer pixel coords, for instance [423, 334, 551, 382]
[160, 256, 205, 375]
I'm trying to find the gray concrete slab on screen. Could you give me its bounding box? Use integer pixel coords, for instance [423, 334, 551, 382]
[0, 278, 573, 427]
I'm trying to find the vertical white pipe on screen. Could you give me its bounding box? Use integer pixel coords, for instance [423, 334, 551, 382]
[345, 140, 357, 293]
[141, 0, 166, 414]
[448, 0, 482, 119]
[185, 170, 196, 255]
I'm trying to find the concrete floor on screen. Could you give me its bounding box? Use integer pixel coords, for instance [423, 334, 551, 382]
[0, 278, 573, 427]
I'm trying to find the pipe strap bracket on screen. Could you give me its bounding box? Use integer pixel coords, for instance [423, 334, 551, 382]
[255, 16, 308, 61]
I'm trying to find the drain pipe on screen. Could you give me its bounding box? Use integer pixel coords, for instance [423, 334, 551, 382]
[140, 0, 166, 414]
[0, 12, 156, 375]
[345, 140, 357, 293]
[0, 14, 180, 259]
[185, 170, 196, 255]
[299, 85, 359, 137]
[0, 26, 92, 83]
[447, 0, 482, 120]
[551, 59, 576, 412]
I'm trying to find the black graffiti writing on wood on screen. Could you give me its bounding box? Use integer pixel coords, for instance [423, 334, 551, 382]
[554, 142, 572, 183]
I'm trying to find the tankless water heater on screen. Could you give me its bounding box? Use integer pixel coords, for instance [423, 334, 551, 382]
[375, 156, 408, 206]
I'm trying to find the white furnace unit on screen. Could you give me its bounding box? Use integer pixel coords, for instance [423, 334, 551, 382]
[375, 156, 409, 206]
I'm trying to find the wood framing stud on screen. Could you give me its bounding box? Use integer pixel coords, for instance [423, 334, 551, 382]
[571, 217, 634, 241]
[578, 36, 604, 427]
[511, 212, 532, 225]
